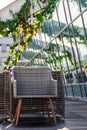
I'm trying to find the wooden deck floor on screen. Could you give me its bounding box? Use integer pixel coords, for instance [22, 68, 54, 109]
[0, 99, 87, 130]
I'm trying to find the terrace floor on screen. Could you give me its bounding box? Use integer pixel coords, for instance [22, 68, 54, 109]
[0, 99, 87, 130]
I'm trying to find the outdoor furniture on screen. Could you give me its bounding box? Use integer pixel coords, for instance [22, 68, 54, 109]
[12, 66, 58, 125]
[0, 71, 12, 121]
[52, 71, 65, 119]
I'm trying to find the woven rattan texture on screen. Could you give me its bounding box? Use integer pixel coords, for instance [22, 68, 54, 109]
[12, 69, 64, 119]
[52, 71, 65, 118]
[12, 66, 57, 97]
[0, 71, 12, 118]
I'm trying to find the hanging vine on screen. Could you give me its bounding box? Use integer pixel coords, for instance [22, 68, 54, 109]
[0, 0, 60, 69]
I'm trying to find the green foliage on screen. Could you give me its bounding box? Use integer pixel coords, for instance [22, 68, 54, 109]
[0, 0, 59, 69]
[0, 0, 86, 70]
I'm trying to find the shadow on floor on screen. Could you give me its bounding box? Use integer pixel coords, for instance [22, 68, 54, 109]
[0, 117, 66, 130]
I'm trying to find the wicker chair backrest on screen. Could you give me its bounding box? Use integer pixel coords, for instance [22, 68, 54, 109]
[13, 66, 51, 81]
[12, 66, 57, 97]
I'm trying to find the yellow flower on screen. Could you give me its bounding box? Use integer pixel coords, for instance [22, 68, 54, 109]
[20, 46, 25, 52]
[26, 33, 32, 39]
[20, 27, 23, 33]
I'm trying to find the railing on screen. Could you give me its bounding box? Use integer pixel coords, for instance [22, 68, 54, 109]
[19, 0, 87, 99]
[64, 83, 87, 99]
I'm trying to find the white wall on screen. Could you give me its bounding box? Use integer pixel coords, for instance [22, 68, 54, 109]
[0, 0, 47, 21]
[0, 0, 25, 21]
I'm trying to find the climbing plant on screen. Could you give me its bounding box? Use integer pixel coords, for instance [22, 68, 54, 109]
[0, 0, 86, 69]
[0, 0, 60, 69]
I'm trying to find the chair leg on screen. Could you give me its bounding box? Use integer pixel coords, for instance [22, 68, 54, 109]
[43, 98, 50, 120]
[49, 98, 57, 125]
[15, 98, 22, 125]
[13, 101, 19, 122]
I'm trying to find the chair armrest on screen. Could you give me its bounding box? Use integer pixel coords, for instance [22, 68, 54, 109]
[49, 79, 58, 97]
[12, 79, 17, 97]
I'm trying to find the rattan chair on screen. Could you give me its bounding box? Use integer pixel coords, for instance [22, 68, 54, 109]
[0, 71, 12, 120]
[12, 66, 58, 125]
